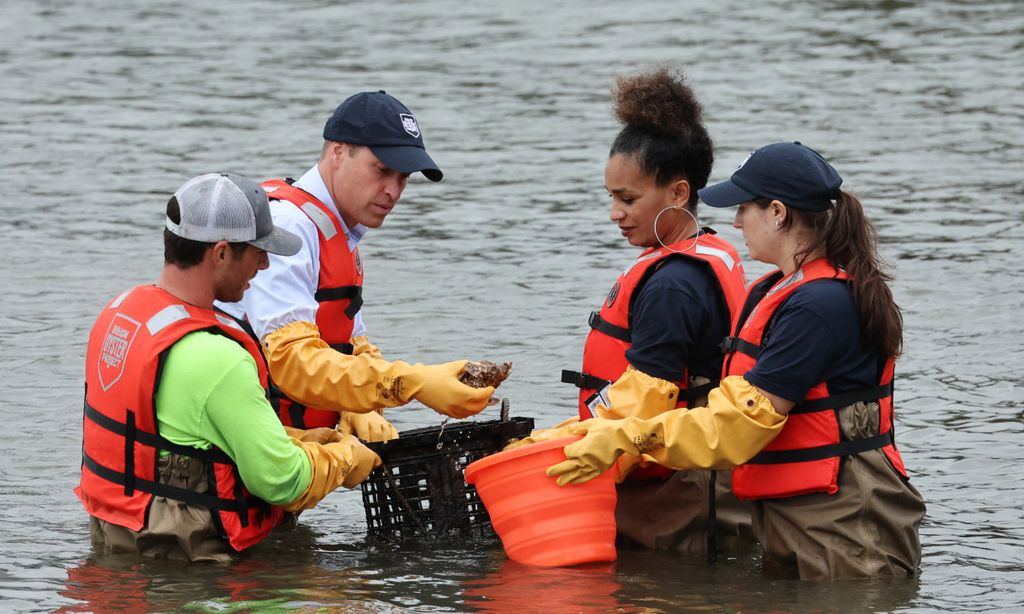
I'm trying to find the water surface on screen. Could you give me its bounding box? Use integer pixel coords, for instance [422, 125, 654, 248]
[1, 1, 1022, 611]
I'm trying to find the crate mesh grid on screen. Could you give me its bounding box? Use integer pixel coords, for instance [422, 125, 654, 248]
[361, 417, 534, 540]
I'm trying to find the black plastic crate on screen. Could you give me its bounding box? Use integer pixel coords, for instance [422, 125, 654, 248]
[360, 413, 534, 540]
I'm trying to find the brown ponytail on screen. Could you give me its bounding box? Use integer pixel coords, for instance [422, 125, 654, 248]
[791, 192, 903, 356]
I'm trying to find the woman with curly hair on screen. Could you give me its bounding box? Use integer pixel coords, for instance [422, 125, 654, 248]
[540, 67, 751, 556]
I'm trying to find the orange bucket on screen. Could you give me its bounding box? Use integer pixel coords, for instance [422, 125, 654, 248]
[464, 436, 617, 567]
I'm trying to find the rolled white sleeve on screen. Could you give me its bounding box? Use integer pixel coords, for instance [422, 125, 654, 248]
[351, 311, 367, 337]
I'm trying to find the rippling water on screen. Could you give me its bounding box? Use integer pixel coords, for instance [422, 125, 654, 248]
[2, 0, 1022, 611]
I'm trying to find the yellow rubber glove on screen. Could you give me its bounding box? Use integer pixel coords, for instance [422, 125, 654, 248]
[282, 425, 345, 445]
[338, 409, 399, 443]
[592, 365, 680, 480]
[503, 416, 580, 451]
[282, 434, 381, 512]
[503, 368, 678, 457]
[406, 361, 495, 418]
[263, 321, 494, 418]
[351, 335, 383, 359]
[546, 375, 788, 486]
[596, 365, 679, 420]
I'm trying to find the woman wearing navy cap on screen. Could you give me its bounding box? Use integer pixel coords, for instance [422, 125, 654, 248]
[547, 142, 925, 580]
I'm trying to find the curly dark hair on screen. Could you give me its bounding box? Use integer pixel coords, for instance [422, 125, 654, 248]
[609, 67, 713, 207]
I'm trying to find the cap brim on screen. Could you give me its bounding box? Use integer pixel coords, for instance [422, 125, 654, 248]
[249, 226, 302, 257]
[370, 145, 443, 182]
[697, 179, 757, 208]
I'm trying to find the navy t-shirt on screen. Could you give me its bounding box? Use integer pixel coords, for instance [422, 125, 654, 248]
[743, 279, 883, 402]
[624, 256, 729, 383]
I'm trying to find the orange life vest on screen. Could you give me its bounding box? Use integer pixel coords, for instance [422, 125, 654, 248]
[722, 258, 908, 500]
[563, 230, 747, 419]
[75, 285, 285, 551]
[261, 179, 365, 428]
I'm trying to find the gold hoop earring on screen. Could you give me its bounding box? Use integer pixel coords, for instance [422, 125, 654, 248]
[654, 206, 700, 253]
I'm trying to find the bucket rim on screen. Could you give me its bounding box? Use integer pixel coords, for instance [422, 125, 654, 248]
[464, 435, 581, 483]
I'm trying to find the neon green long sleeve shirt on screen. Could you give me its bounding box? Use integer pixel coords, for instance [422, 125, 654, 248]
[154, 331, 311, 505]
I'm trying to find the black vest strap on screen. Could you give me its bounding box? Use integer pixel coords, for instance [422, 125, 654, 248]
[288, 401, 308, 429]
[84, 401, 234, 465]
[745, 431, 894, 465]
[788, 383, 893, 415]
[123, 411, 136, 496]
[214, 306, 260, 344]
[330, 342, 354, 355]
[589, 311, 631, 343]
[81, 452, 264, 513]
[733, 272, 784, 333]
[721, 271, 782, 374]
[685, 379, 716, 407]
[230, 464, 250, 528]
[314, 285, 363, 319]
[82, 401, 268, 514]
[560, 369, 611, 391]
[268, 382, 286, 403]
[718, 336, 761, 359]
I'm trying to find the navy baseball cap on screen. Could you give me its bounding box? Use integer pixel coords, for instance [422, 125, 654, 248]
[698, 142, 842, 211]
[323, 90, 443, 182]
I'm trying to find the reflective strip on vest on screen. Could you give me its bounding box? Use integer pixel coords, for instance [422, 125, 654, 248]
[110, 288, 133, 309]
[146, 305, 190, 336]
[215, 314, 245, 333]
[766, 268, 806, 296]
[695, 244, 736, 271]
[624, 249, 665, 275]
[300, 202, 338, 241]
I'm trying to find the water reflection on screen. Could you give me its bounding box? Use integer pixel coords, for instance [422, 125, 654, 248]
[2, 0, 1024, 611]
[58, 555, 315, 613]
[56, 523, 408, 612]
[462, 559, 630, 614]
[57, 526, 327, 612]
[58, 556, 157, 613]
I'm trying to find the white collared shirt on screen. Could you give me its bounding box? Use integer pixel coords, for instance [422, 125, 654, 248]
[217, 165, 368, 340]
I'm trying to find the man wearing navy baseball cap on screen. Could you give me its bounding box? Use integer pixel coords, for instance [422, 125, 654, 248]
[322, 90, 443, 183]
[217, 91, 498, 455]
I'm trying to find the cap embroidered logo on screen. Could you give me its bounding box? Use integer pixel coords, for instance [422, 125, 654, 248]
[737, 149, 756, 170]
[400, 113, 420, 138]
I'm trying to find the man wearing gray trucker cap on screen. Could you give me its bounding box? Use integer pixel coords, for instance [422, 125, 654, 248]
[76, 173, 381, 562]
[218, 91, 497, 442]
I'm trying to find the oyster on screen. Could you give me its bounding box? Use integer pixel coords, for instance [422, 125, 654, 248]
[459, 360, 512, 389]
